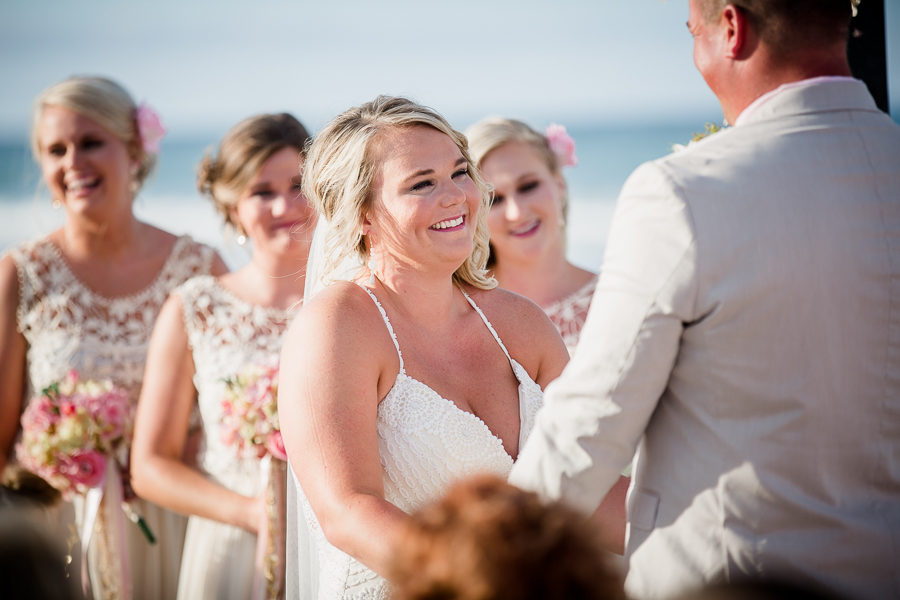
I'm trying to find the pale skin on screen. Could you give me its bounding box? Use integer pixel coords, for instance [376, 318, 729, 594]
[131, 147, 313, 533]
[279, 125, 572, 577]
[480, 140, 595, 309]
[0, 105, 227, 474]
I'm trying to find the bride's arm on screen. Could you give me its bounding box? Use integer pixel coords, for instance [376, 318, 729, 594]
[279, 284, 407, 577]
[131, 293, 263, 533]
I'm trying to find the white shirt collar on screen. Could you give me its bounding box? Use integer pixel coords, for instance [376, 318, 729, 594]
[734, 76, 857, 127]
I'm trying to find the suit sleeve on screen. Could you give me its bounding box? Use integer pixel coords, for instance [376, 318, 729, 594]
[509, 160, 698, 514]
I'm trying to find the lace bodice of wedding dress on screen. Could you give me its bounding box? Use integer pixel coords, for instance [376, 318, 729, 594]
[176, 274, 294, 491]
[290, 287, 544, 600]
[11, 235, 217, 403]
[543, 275, 598, 355]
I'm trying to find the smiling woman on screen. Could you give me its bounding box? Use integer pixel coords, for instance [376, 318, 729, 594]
[0, 75, 226, 600]
[130, 112, 313, 600]
[467, 117, 598, 353]
[278, 95, 573, 599]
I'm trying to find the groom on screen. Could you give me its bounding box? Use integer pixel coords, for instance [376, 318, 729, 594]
[510, 1, 900, 599]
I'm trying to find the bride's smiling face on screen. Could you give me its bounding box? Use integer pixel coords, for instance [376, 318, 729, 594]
[365, 125, 480, 277]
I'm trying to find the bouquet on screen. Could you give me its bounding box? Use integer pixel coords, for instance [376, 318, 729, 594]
[221, 362, 286, 461]
[16, 370, 132, 499]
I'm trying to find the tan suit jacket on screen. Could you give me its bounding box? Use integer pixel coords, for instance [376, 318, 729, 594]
[510, 79, 900, 599]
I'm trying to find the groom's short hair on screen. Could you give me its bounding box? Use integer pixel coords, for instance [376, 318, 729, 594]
[697, 0, 852, 55]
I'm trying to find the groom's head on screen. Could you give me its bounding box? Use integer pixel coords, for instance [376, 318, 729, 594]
[687, 0, 854, 123]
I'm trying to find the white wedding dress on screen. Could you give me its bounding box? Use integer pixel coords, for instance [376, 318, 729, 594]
[8, 235, 218, 600]
[287, 285, 544, 599]
[174, 275, 296, 600]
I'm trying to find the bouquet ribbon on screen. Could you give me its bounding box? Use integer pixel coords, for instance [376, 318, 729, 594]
[79, 457, 132, 599]
[253, 454, 287, 600]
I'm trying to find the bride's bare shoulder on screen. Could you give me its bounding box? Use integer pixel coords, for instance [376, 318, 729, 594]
[286, 281, 389, 347]
[465, 285, 568, 382]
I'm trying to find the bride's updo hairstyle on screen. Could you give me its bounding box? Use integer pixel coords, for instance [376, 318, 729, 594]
[197, 113, 311, 231]
[303, 95, 496, 291]
[30, 76, 157, 192]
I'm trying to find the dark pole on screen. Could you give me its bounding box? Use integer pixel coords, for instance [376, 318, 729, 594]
[847, 0, 890, 114]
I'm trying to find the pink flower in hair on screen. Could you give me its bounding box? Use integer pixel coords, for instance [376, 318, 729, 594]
[545, 123, 578, 168]
[136, 103, 166, 154]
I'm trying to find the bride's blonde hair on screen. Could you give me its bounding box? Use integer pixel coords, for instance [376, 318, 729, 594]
[303, 95, 496, 290]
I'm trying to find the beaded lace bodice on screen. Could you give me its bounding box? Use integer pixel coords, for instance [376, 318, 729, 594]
[293, 287, 544, 600]
[11, 236, 216, 405]
[543, 275, 598, 354]
[176, 275, 295, 491]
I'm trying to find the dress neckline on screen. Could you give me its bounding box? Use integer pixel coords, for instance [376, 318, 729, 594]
[42, 235, 189, 303]
[543, 274, 598, 314]
[204, 275, 300, 319]
[360, 284, 532, 461]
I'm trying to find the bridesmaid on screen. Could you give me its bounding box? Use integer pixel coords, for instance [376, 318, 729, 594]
[131, 113, 313, 600]
[466, 118, 596, 353]
[0, 75, 227, 599]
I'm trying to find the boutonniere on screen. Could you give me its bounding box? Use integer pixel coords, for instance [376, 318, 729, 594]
[672, 122, 725, 152]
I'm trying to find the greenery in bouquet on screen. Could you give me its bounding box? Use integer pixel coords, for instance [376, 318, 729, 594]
[221, 362, 286, 461]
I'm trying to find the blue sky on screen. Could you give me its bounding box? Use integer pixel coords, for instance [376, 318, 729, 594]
[1, 0, 898, 139]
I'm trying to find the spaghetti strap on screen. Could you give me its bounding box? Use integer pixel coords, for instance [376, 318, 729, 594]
[359, 286, 405, 373]
[459, 289, 514, 364]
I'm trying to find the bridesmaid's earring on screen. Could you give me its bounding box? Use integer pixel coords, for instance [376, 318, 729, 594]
[367, 244, 378, 285]
[237, 233, 247, 246]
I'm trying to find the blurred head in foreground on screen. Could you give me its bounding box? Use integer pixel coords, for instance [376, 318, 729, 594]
[388, 474, 624, 600]
[0, 510, 77, 600]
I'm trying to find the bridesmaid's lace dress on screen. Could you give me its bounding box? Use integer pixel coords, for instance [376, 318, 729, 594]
[174, 275, 295, 600]
[9, 235, 217, 600]
[543, 275, 598, 355]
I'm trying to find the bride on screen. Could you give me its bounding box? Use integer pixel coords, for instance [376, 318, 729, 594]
[278, 96, 570, 599]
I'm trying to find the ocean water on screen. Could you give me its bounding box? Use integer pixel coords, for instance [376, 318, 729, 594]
[0, 122, 703, 271]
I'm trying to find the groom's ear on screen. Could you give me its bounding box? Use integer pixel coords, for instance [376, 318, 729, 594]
[722, 4, 749, 59]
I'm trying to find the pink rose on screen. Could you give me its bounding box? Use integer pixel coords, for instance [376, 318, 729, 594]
[97, 398, 128, 432]
[61, 450, 107, 489]
[136, 103, 166, 154]
[545, 123, 578, 168]
[265, 431, 287, 461]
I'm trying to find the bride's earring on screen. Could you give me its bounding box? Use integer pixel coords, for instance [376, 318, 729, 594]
[367, 243, 378, 285]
